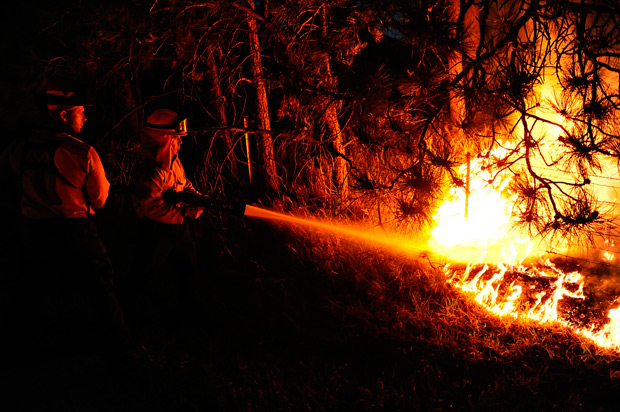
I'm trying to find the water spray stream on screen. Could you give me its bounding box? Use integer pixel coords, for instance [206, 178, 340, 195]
[243, 205, 429, 255]
[243, 203, 620, 352]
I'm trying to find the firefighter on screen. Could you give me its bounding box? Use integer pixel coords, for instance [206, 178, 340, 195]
[0, 83, 135, 363]
[129, 109, 206, 336]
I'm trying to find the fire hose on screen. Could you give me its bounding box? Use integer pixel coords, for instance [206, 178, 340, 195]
[161, 190, 246, 217]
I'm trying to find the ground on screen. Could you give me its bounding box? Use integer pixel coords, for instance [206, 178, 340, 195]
[3, 211, 620, 411]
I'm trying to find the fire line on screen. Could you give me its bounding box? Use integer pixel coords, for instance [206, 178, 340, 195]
[244, 202, 620, 352]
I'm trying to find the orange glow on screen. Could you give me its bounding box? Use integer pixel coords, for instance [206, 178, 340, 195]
[444, 259, 585, 323]
[432, 162, 620, 350]
[428, 72, 620, 351]
[443, 253, 620, 351]
[244, 205, 428, 254]
[428, 147, 537, 264]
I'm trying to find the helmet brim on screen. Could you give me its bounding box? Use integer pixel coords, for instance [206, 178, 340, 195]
[143, 117, 188, 136]
[143, 126, 187, 136]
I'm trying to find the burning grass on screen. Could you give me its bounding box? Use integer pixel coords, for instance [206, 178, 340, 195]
[195, 212, 620, 411]
[5, 206, 620, 411]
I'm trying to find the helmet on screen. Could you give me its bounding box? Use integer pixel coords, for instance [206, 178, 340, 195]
[143, 109, 188, 136]
[43, 87, 93, 111]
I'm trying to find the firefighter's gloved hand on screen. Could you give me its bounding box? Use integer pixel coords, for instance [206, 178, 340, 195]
[184, 205, 204, 219]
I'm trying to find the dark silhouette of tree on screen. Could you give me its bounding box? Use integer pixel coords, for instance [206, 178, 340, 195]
[345, 0, 620, 246]
[446, 0, 620, 246]
[336, 0, 459, 232]
[243, 0, 280, 192]
[5, 0, 620, 247]
[265, 0, 369, 209]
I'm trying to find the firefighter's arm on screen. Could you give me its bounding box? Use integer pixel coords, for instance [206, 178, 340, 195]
[137, 169, 187, 224]
[174, 158, 203, 218]
[179, 181, 204, 219]
[84, 147, 110, 210]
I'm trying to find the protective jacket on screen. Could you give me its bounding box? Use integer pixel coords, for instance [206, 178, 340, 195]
[0, 120, 132, 359]
[0, 124, 109, 219]
[131, 132, 201, 224]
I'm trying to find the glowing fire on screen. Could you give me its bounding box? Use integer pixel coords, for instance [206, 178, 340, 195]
[429, 146, 620, 352]
[443, 259, 585, 320]
[422, 40, 620, 349]
[428, 150, 535, 264]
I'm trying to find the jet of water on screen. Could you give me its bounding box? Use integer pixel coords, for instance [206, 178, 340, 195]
[243, 204, 429, 255]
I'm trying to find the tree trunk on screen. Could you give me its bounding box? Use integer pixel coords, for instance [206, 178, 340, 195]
[246, 0, 279, 192]
[447, 0, 481, 219]
[320, 5, 349, 200]
[324, 94, 349, 199]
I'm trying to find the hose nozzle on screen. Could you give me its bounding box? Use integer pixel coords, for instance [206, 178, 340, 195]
[230, 201, 246, 217]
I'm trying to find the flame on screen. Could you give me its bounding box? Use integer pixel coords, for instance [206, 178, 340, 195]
[429, 148, 536, 264]
[444, 257, 586, 319]
[435, 202, 620, 351]
[429, 156, 620, 350]
[427, 76, 620, 350]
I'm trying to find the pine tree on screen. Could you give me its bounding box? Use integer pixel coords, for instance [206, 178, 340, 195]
[456, 0, 620, 247]
[245, 0, 280, 192]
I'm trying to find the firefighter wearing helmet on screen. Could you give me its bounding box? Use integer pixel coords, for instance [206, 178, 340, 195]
[0, 82, 134, 362]
[129, 109, 206, 334]
[132, 109, 203, 223]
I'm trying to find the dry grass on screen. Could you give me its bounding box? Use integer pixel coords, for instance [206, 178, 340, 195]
[4, 206, 620, 411]
[188, 212, 620, 411]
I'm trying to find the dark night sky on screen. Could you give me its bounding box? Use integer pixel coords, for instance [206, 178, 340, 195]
[0, 2, 109, 138]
